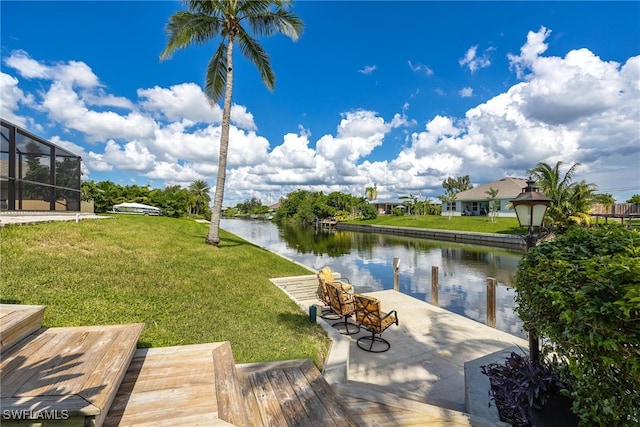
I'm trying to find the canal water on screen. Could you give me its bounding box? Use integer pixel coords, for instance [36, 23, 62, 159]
[221, 218, 527, 339]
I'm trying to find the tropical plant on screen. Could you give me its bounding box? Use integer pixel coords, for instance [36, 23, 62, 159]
[527, 161, 596, 230]
[188, 179, 211, 215]
[438, 193, 456, 220]
[627, 194, 640, 204]
[485, 187, 499, 222]
[593, 193, 615, 211]
[399, 194, 419, 216]
[365, 184, 378, 201]
[161, 0, 303, 246]
[481, 351, 575, 427]
[442, 175, 473, 194]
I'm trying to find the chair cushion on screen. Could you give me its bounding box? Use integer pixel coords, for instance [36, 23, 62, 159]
[327, 282, 355, 316]
[380, 311, 397, 331]
[354, 294, 396, 333]
[318, 268, 352, 304]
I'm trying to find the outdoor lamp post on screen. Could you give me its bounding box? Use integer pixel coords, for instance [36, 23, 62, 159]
[511, 178, 551, 363]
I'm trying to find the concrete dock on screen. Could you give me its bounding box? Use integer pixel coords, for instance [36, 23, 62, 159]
[272, 276, 528, 423]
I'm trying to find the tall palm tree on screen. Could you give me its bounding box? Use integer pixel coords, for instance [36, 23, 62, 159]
[188, 179, 211, 215]
[161, 1, 303, 246]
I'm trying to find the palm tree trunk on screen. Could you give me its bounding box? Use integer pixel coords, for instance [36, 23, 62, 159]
[206, 40, 234, 246]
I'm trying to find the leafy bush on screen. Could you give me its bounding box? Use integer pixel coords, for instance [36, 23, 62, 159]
[514, 225, 640, 426]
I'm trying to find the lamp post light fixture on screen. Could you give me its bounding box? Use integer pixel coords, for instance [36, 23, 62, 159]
[511, 178, 551, 363]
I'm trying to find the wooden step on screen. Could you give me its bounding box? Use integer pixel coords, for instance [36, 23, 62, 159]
[334, 381, 510, 427]
[104, 342, 236, 427]
[212, 341, 252, 426]
[238, 359, 358, 426]
[0, 304, 46, 353]
[1, 323, 144, 427]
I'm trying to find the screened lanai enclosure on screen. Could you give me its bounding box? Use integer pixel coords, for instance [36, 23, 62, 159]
[1, 119, 82, 212]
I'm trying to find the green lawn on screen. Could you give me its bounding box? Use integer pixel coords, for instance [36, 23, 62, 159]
[351, 214, 523, 234]
[0, 215, 330, 366]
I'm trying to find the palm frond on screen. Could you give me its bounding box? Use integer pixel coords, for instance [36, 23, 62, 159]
[236, 27, 275, 90]
[205, 43, 228, 101]
[246, 8, 304, 40]
[160, 11, 224, 60]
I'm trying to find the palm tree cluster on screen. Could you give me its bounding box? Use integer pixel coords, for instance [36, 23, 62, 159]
[527, 161, 597, 230]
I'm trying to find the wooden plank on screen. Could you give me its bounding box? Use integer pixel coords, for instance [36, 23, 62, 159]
[211, 342, 250, 427]
[22, 328, 118, 397]
[282, 363, 340, 426]
[132, 342, 226, 356]
[236, 359, 307, 375]
[123, 348, 219, 383]
[105, 413, 236, 427]
[106, 387, 215, 425]
[76, 325, 143, 412]
[247, 369, 288, 427]
[297, 359, 356, 426]
[0, 332, 58, 397]
[0, 304, 46, 353]
[265, 368, 313, 427]
[105, 343, 225, 427]
[238, 369, 263, 426]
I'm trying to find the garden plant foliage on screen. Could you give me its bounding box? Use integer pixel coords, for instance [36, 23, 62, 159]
[514, 225, 640, 426]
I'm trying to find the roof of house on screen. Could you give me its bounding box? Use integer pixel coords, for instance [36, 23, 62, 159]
[456, 177, 528, 201]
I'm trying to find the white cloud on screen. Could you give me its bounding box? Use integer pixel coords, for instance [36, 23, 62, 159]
[358, 65, 377, 75]
[459, 45, 492, 73]
[408, 60, 434, 76]
[0, 72, 32, 127]
[138, 83, 220, 123]
[459, 87, 473, 97]
[102, 139, 157, 172]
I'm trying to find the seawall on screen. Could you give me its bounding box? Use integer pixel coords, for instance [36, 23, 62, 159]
[336, 222, 525, 251]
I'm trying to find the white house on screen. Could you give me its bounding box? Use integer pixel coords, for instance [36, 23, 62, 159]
[442, 177, 528, 217]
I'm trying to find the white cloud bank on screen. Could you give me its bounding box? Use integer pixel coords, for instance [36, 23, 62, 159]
[1, 27, 639, 205]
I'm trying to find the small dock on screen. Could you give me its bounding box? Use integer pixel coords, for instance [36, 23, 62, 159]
[272, 274, 528, 424]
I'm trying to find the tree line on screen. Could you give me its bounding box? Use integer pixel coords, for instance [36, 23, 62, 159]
[81, 180, 212, 218]
[273, 189, 377, 224]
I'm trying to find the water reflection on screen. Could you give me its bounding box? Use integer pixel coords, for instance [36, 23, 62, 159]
[222, 218, 526, 339]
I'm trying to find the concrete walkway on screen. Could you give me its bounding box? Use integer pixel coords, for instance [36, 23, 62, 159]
[287, 285, 528, 422]
[347, 290, 526, 410]
[0, 212, 108, 227]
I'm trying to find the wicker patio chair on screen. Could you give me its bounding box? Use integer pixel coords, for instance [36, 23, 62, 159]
[353, 294, 398, 352]
[325, 282, 360, 335]
[316, 267, 352, 320]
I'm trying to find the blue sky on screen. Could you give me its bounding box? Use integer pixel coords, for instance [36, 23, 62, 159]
[2, 1, 639, 206]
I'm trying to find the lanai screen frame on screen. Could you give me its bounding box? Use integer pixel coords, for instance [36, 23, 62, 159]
[1, 118, 82, 212]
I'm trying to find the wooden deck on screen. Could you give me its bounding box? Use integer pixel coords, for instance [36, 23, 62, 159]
[105, 343, 356, 427]
[0, 304, 46, 352]
[104, 343, 234, 427]
[1, 322, 143, 427]
[238, 360, 357, 427]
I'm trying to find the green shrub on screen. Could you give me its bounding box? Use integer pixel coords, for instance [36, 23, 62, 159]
[514, 225, 640, 426]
